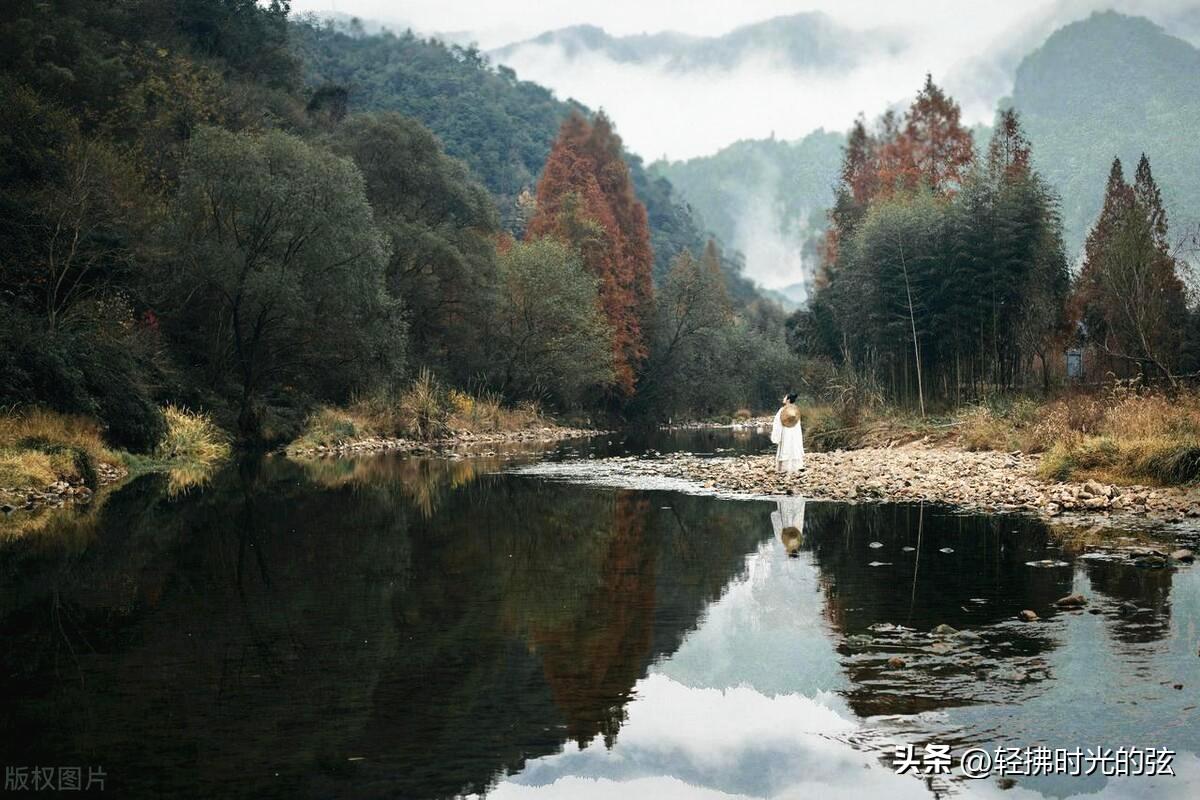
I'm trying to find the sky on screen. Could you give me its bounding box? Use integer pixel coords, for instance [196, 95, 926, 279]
[291, 1, 1199, 161]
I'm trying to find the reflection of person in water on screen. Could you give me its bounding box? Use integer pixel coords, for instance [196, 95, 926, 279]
[771, 496, 807, 558]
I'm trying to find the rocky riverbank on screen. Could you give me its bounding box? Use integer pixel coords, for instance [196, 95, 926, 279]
[285, 423, 603, 458]
[0, 460, 127, 515]
[584, 444, 1200, 528]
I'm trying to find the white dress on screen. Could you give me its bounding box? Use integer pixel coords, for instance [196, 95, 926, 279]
[770, 497, 807, 556]
[770, 406, 805, 473]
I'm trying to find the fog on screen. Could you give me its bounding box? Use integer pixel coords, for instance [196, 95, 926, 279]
[293, 0, 1200, 290]
[296, 1, 1200, 161]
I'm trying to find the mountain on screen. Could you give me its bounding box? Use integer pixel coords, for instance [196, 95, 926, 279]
[490, 13, 902, 73]
[293, 21, 762, 304]
[650, 131, 844, 294]
[1010, 11, 1200, 259]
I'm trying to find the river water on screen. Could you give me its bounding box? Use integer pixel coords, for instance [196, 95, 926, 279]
[1, 429, 1197, 799]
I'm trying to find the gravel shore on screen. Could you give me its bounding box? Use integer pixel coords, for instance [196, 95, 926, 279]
[285, 424, 602, 458]
[586, 444, 1200, 528]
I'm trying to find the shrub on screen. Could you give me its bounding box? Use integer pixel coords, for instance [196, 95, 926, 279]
[398, 369, 450, 441]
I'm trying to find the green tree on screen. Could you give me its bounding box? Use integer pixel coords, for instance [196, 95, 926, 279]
[163, 127, 401, 437]
[488, 239, 614, 404]
[327, 112, 499, 379]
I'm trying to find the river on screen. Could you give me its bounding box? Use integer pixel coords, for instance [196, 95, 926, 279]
[1, 429, 1197, 799]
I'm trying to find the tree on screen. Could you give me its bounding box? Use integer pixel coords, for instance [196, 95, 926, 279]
[527, 112, 654, 397]
[327, 112, 499, 379]
[163, 127, 401, 437]
[902, 75, 975, 195]
[489, 239, 614, 403]
[1074, 155, 1187, 383]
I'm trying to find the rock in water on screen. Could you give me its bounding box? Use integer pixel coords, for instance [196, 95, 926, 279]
[887, 656, 907, 669]
[1170, 549, 1195, 563]
[1054, 593, 1087, 608]
[932, 624, 958, 636]
[1019, 610, 1039, 622]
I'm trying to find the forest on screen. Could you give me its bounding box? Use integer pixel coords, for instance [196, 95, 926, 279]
[0, 0, 794, 458]
[1, 0, 1197, 464]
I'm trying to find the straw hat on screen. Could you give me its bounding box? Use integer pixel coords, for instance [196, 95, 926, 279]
[780, 404, 801, 428]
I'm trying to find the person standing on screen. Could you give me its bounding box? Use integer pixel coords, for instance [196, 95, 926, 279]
[770, 393, 805, 474]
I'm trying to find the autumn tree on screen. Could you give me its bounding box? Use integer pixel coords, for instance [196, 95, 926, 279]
[1073, 155, 1187, 382]
[526, 112, 654, 396]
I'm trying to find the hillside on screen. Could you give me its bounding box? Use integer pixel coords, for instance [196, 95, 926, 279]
[490, 12, 900, 73]
[650, 130, 844, 293]
[293, 19, 761, 302]
[1010, 11, 1200, 258]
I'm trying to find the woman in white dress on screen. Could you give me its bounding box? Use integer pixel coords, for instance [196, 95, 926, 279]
[770, 393, 805, 474]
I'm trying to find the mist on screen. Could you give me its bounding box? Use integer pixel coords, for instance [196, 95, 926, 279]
[487, 0, 1198, 161]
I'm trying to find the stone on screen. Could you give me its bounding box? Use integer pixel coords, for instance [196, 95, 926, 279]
[1054, 593, 1087, 608]
[1018, 610, 1039, 622]
[886, 656, 907, 669]
[1170, 549, 1195, 563]
[932, 624, 958, 636]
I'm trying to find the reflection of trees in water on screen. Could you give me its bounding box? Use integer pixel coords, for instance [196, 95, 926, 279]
[528, 493, 656, 747]
[801, 503, 1073, 717]
[354, 483, 773, 797]
[1082, 559, 1174, 644]
[798, 503, 1184, 720]
[1, 458, 777, 798]
[0, 456, 412, 798]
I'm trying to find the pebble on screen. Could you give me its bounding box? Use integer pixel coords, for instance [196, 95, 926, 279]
[593, 446, 1200, 526]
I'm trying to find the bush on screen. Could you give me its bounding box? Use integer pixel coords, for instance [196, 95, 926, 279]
[0, 306, 168, 452]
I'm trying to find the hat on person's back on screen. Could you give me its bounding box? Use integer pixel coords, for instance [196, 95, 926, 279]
[781, 404, 801, 428]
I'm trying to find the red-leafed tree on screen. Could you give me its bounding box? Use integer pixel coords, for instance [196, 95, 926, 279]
[526, 111, 654, 396]
[902, 74, 975, 194]
[987, 108, 1032, 182]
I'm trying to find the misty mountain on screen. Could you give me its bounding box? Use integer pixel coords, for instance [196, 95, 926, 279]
[650, 10, 1200, 292]
[293, 20, 764, 304]
[1011, 10, 1200, 258]
[490, 12, 902, 73]
[650, 131, 843, 294]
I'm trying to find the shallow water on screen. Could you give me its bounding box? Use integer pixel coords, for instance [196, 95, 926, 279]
[1, 431, 1197, 799]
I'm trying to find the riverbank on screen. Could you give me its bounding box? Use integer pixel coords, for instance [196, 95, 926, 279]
[285, 422, 602, 458]
[580, 442, 1200, 529]
[0, 406, 229, 521]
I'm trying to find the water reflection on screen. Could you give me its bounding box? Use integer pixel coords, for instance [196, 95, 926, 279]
[0, 444, 1196, 799]
[771, 497, 806, 558]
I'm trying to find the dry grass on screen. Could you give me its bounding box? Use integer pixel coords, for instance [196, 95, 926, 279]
[950, 386, 1200, 486]
[153, 405, 231, 495]
[156, 405, 231, 467]
[291, 372, 549, 452]
[0, 409, 121, 490]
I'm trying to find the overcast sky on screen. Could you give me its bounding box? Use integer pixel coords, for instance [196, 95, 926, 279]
[291, 0, 1199, 160]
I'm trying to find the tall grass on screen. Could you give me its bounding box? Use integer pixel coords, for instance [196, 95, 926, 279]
[0, 409, 120, 489]
[955, 385, 1200, 486]
[290, 371, 548, 452]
